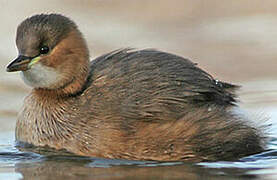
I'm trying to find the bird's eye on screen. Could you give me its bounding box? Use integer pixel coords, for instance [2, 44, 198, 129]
[40, 46, 49, 54]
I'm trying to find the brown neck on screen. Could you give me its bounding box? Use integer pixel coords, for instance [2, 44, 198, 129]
[34, 29, 91, 98]
[34, 69, 90, 98]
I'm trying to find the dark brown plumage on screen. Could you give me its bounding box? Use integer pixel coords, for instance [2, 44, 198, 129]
[6, 14, 265, 162]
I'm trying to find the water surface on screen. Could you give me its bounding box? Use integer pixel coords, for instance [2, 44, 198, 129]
[0, 82, 277, 180]
[1, 1, 277, 179]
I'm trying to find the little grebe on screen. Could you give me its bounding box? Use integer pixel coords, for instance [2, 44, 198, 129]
[6, 14, 265, 162]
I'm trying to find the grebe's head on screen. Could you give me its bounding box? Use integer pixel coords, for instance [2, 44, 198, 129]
[6, 14, 90, 94]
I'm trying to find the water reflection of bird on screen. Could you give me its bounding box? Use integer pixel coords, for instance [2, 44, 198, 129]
[6, 14, 265, 162]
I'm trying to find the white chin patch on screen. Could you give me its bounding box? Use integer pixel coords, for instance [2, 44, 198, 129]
[21, 63, 61, 89]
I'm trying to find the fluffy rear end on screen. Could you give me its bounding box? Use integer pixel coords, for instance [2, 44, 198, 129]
[131, 106, 266, 162]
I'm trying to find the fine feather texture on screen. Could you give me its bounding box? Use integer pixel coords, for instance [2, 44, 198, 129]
[16, 48, 265, 162]
[11, 14, 266, 162]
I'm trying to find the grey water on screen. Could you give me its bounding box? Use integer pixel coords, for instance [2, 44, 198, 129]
[0, 83, 277, 180]
[1, 0, 277, 179]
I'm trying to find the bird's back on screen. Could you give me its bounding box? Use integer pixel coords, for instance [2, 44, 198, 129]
[71, 49, 264, 161]
[85, 49, 238, 122]
[10, 14, 265, 162]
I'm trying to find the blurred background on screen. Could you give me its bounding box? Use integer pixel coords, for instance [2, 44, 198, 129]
[1, 1, 277, 179]
[1, 0, 277, 129]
